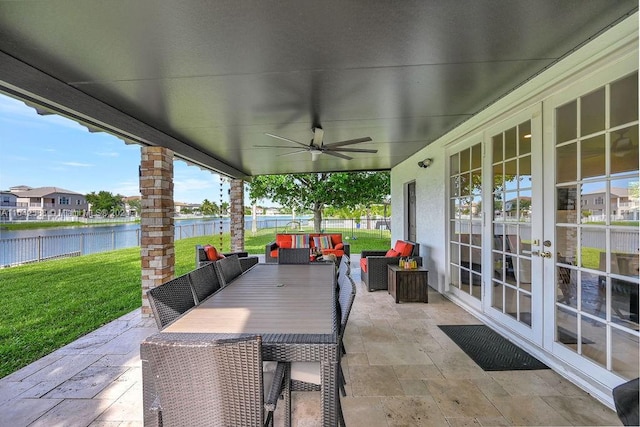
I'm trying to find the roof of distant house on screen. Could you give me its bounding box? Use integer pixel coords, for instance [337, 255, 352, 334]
[10, 186, 84, 197]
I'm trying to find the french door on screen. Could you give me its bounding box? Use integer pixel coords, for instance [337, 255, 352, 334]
[484, 106, 544, 343]
[543, 65, 639, 384]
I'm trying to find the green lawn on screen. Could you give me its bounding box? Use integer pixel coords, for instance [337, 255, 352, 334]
[0, 230, 390, 378]
[1, 221, 88, 230]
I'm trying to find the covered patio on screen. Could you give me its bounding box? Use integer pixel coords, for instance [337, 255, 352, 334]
[0, 2, 638, 424]
[0, 256, 622, 426]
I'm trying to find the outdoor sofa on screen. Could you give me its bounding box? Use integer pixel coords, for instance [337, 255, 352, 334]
[264, 233, 350, 263]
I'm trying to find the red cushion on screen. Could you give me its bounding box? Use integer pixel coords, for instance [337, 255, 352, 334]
[394, 241, 414, 257]
[203, 245, 225, 261]
[330, 235, 342, 246]
[393, 240, 407, 254]
[270, 249, 279, 258]
[359, 257, 368, 273]
[276, 235, 292, 248]
[385, 249, 400, 257]
[400, 243, 414, 257]
[334, 242, 344, 250]
[322, 248, 344, 257]
[280, 239, 292, 249]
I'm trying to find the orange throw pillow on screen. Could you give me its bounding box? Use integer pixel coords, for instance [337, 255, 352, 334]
[203, 244, 218, 261]
[203, 245, 225, 260]
[385, 249, 400, 257]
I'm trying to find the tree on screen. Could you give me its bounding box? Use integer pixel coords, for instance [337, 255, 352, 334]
[220, 202, 229, 216]
[200, 199, 218, 216]
[85, 191, 124, 216]
[248, 172, 390, 232]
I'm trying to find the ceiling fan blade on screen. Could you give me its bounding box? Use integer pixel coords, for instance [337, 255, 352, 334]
[323, 151, 353, 160]
[323, 137, 373, 148]
[329, 147, 378, 154]
[312, 127, 324, 147]
[265, 133, 309, 148]
[253, 144, 308, 149]
[276, 150, 308, 157]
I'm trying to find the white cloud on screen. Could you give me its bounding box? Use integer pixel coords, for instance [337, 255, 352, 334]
[60, 161, 93, 167]
[111, 180, 140, 197]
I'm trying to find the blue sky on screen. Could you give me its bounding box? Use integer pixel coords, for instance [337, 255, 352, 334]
[0, 93, 245, 205]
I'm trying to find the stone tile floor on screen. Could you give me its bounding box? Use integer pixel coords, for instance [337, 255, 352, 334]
[0, 255, 623, 426]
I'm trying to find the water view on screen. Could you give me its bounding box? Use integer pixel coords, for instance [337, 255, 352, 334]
[0, 215, 310, 267]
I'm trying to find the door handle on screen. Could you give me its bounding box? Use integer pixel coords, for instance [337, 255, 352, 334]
[532, 250, 552, 258]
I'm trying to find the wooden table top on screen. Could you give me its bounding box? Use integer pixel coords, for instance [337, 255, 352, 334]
[163, 263, 336, 335]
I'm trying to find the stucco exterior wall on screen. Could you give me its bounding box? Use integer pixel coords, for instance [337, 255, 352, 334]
[391, 139, 448, 293]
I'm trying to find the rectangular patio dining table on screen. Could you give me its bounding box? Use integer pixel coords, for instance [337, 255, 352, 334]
[150, 262, 339, 426]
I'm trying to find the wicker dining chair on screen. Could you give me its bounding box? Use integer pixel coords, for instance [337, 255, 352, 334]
[338, 254, 351, 281]
[188, 263, 220, 303]
[287, 275, 356, 426]
[141, 334, 287, 427]
[277, 248, 310, 264]
[214, 254, 244, 287]
[147, 275, 197, 329]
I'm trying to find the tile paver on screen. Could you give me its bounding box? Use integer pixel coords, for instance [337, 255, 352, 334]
[0, 255, 623, 426]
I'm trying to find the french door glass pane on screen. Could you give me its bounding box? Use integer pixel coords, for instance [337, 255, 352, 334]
[580, 88, 605, 136]
[556, 100, 577, 143]
[611, 73, 639, 127]
[610, 125, 639, 176]
[556, 142, 577, 183]
[612, 327, 639, 379]
[581, 135, 606, 179]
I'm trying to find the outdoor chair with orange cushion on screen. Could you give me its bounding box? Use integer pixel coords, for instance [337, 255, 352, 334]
[195, 244, 259, 272]
[360, 240, 421, 291]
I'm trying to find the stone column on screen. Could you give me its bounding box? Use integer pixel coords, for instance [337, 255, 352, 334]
[139, 146, 174, 316]
[229, 179, 245, 252]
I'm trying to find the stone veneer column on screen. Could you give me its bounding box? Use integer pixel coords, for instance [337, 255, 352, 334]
[229, 179, 245, 252]
[139, 146, 174, 316]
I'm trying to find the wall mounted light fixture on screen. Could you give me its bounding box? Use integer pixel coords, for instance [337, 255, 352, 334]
[418, 158, 433, 168]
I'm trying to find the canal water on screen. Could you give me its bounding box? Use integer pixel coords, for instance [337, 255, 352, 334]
[0, 216, 308, 267]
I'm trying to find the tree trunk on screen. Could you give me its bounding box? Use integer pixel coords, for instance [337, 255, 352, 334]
[313, 204, 322, 232]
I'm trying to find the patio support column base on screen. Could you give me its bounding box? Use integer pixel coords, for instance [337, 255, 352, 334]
[139, 146, 174, 316]
[230, 179, 245, 252]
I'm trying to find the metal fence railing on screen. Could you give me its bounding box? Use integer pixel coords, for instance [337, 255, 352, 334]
[0, 217, 391, 267]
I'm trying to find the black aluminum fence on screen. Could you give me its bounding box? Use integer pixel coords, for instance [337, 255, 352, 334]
[0, 217, 391, 267]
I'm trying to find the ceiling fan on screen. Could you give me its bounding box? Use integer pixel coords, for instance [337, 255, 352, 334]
[255, 127, 376, 161]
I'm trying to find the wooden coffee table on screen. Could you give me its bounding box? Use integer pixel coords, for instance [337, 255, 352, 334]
[387, 264, 429, 303]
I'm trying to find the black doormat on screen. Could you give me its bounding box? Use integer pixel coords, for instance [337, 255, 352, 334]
[438, 324, 549, 371]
